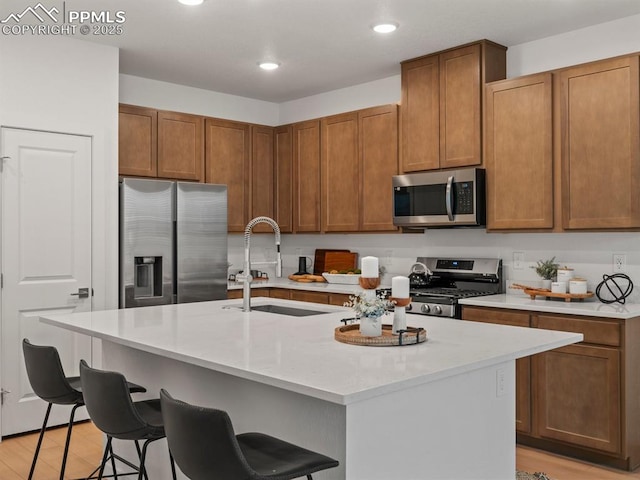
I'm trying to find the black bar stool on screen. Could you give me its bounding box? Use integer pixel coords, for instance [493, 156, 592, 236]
[159, 389, 339, 480]
[22, 338, 146, 480]
[79, 360, 177, 480]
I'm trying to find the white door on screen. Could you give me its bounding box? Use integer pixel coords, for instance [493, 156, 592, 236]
[0, 128, 92, 436]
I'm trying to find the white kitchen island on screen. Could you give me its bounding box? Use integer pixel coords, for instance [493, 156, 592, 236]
[41, 298, 582, 480]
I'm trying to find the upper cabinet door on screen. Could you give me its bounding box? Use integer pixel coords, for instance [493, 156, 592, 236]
[205, 118, 251, 232]
[274, 126, 293, 233]
[119, 105, 157, 177]
[293, 120, 321, 232]
[250, 125, 275, 233]
[157, 111, 204, 181]
[359, 105, 398, 231]
[400, 54, 440, 172]
[560, 56, 640, 229]
[321, 112, 360, 232]
[485, 73, 554, 230]
[439, 44, 481, 169]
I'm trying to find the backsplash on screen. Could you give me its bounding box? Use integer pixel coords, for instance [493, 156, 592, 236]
[228, 230, 640, 303]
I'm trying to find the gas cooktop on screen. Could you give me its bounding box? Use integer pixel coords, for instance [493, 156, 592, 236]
[381, 257, 504, 318]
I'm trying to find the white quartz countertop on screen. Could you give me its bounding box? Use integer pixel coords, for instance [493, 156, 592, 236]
[41, 298, 581, 405]
[460, 294, 640, 319]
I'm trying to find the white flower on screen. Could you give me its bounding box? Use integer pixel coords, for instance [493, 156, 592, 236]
[344, 291, 391, 318]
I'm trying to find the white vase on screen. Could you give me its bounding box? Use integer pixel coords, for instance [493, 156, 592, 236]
[541, 279, 552, 290]
[360, 315, 383, 337]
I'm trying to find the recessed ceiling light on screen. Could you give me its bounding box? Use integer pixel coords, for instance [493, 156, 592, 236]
[259, 62, 280, 71]
[372, 23, 398, 34]
[178, 0, 204, 5]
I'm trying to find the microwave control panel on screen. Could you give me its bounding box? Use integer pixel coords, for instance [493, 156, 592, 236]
[454, 182, 474, 214]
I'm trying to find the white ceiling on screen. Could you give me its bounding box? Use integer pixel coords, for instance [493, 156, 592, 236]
[3, 0, 640, 102]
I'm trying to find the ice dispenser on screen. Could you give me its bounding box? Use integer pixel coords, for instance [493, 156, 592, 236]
[134, 256, 163, 298]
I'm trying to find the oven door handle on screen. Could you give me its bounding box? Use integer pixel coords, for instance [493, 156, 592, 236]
[445, 175, 454, 221]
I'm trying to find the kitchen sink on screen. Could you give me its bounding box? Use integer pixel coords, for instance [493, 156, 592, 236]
[250, 304, 331, 317]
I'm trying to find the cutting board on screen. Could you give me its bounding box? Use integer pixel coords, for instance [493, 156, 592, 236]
[313, 249, 350, 274]
[323, 251, 358, 273]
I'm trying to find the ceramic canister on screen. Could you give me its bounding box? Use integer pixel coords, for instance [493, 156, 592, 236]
[569, 278, 588, 294]
[556, 268, 574, 283]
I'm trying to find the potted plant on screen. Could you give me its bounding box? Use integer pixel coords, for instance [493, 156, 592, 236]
[532, 257, 559, 289]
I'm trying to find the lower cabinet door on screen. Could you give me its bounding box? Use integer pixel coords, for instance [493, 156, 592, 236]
[533, 343, 621, 454]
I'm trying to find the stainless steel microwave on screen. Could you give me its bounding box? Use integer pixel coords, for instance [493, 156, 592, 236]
[392, 168, 486, 228]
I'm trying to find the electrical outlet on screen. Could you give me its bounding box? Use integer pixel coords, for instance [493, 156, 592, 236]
[613, 254, 627, 273]
[513, 251, 525, 270]
[496, 368, 505, 397]
[384, 249, 393, 266]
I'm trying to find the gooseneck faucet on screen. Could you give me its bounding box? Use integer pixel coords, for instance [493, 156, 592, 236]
[243, 216, 282, 312]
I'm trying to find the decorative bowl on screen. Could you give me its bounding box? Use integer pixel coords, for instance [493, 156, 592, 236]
[322, 273, 361, 284]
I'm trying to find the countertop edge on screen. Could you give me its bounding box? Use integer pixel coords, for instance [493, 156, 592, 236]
[459, 294, 640, 319]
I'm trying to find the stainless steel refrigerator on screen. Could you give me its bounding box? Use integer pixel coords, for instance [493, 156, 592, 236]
[119, 178, 228, 308]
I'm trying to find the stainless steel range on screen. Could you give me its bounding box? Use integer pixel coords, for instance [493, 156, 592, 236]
[381, 257, 503, 318]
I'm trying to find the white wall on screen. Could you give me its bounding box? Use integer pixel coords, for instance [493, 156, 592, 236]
[0, 34, 120, 311]
[119, 74, 280, 126]
[278, 75, 401, 125]
[507, 14, 640, 78]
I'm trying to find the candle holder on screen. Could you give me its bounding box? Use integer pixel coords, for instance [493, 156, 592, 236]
[359, 276, 380, 290]
[390, 296, 411, 334]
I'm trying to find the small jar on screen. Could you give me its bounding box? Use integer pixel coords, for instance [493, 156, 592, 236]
[569, 278, 588, 294]
[551, 281, 567, 294]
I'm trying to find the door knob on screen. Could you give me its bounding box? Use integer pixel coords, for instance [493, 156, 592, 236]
[70, 287, 89, 298]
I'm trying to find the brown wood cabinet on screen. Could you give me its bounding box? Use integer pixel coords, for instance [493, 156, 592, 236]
[205, 118, 251, 232]
[119, 105, 157, 177]
[227, 288, 270, 299]
[274, 126, 294, 233]
[227, 287, 349, 306]
[462, 306, 531, 433]
[462, 305, 640, 470]
[293, 120, 321, 232]
[157, 111, 205, 181]
[532, 314, 622, 455]
[321, 112, 360, 232]
[119, 105, 204, 181]
[484, 73, 554, 230]
[289, 290, 329, 304]
[250, 125, 276, 233]
[400, 40, 506, 172]
[559, 56, 640, 230]
[360, 105, 399, 231]
[321, 105, 398, 232]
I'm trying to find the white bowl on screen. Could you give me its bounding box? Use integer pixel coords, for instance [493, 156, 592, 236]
[322, 273, 361, 284]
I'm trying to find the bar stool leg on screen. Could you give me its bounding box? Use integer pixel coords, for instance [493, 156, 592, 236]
[28, 402, 52, 480]
[97, 436, 113, 480]
[59, 403, 81, 480]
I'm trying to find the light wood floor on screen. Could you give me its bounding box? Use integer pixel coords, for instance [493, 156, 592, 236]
[2, 421, 640, 479]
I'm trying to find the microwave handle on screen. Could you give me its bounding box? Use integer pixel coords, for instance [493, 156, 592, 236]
[445, 175, 454, 221]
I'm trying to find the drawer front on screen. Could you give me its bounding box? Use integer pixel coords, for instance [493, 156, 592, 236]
[534, 314, 620, 347]
[462, 306, 530, 327]
[290, 291, 329, 304]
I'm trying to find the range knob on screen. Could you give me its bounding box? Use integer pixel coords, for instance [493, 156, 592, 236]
[432, 305, 442, 315]
[420, 304, 431, 314]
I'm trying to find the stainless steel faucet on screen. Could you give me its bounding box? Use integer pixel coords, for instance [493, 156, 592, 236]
[243, 216, 282, 312]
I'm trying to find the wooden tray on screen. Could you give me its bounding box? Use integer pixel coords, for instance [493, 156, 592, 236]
[524, 288, 594, 302]
[334, 324, 427, 346]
